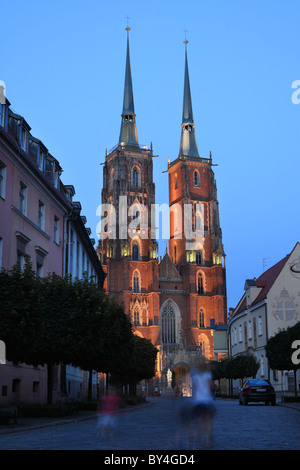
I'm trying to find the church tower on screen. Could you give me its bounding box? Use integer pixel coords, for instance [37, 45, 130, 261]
[97, 32, 227, 396]
[97, 28, 161, 349]
[166, 40, 227, 358]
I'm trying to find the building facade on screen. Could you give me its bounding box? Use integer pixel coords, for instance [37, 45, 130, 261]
[228, 242, 300, 394]
[97, 30, 227, 396]
[0, 95, 104, 404]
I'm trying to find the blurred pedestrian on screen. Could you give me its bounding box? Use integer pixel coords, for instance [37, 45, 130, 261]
[179, 361, 216, 449]
[96, 390, 121, 439]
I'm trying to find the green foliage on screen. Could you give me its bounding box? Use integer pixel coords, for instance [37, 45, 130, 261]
[111, 335, 158, 387]
[0, 257, 150, 402]
[212, 353, 260, 381]
[266, 322, 300, 372]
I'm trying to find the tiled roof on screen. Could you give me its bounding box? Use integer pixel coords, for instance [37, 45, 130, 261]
[231, 253, 290, 318]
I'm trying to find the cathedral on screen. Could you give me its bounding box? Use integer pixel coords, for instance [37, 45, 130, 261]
[97, 28, 227, 396]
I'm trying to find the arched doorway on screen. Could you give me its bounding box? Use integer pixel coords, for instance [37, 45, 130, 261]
[173, 363, 192, 397]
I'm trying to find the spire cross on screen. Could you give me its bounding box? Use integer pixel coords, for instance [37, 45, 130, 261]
[183, 28, 188, 44]
[125, 15, 131, 31]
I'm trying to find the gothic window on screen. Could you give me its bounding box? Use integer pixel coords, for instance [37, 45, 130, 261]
[199, 339, 206, 358]
[132, 242, 139, 260]
[134, 307, 140, 326]
[161, 304, 176, 344]
[175, 173, 178, 190]
[133, 270, 140, 293]
[193, 170, 200, 187]
[198, 309, 205, 327]
[132, 167, 139, 188]
[196, 250, 202, 265]
[197, 273, 204, 295]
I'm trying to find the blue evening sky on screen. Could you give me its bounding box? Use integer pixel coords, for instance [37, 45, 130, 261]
[1, 0, 299, 311]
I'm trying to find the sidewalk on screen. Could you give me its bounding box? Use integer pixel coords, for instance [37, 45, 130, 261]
[0, 399, 155, 435]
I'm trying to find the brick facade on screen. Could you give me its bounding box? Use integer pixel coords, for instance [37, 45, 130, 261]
[97, 31, 227, 395]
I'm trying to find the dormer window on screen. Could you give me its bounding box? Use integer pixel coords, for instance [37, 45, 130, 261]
[39, 149, 45, 171]
[0, 103, 5, 128]
[20, 126, 28, 152]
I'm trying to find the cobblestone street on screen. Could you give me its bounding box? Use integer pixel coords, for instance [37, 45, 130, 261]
[0, 397, 299, 452]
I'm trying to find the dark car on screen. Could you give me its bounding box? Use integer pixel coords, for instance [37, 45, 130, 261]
[239, 379, 276, 406]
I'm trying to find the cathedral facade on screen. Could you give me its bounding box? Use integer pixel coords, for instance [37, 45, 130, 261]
[97, 29, 227, 396]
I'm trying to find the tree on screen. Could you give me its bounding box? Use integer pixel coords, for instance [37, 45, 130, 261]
[266, 323, 300, 396]
[111, 335, 158, 395]
[0, 259, 135, 404]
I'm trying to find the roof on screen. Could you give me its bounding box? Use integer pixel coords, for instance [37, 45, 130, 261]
[231, 253, 290, 318]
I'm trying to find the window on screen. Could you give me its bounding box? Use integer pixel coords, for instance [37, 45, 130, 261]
[33, 381, 39, 393]
[197, 273, 204, 295]
[16, 233, 29, 271]
[38, 201, 45, 230]
[54, 216, 60, 244]
[133, 270, 140, 293]
[39, 149, 44, 171]
[161, 304, 176, 344]
[132, 242, 139, 260]
[193, 170, 200, 187]
[258, 316, 263, 336]
[248, 320, 252, 339]
[0, 103, 5, 127]
[198, 309, 205, 328]
[132, 167, 139, 188]
[239, 325, 242, 342]
[196, 250, 202, 265]
[134, 307, 140, 326]
[12, 379, 21, 393]
[199, 340, 206, 358]
[19, 181, 27, 215]
[175, 173, 178, 190]
[35, 248, 47, 278]
[0, 161, 6, 199]
[20, 127, 27, 151]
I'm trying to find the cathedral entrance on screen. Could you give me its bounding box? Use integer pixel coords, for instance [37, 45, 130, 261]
[173, 364, 192, 397]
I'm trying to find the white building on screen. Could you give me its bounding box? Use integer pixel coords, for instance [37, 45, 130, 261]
[228, 242, 300, 395]
[62, 186, 105, 401]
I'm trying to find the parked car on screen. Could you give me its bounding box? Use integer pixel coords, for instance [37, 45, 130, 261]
[239, 379, 276, 406]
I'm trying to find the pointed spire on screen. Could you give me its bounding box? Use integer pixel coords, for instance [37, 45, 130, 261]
[119, 27, 139, 147]
[179, 40, 199, 158]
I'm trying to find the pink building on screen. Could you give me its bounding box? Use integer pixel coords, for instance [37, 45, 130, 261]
[0, 97, 104, 403]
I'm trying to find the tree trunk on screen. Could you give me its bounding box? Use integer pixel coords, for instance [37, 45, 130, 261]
[47, 363, 53, 405]
[88, 369, 93, 401]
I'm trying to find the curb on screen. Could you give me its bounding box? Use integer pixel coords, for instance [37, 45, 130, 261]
[278, 402, 300, 413]
[0, 400, 154, 435]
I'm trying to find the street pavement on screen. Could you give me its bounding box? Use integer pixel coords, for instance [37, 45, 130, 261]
[0, 397, 299, 451]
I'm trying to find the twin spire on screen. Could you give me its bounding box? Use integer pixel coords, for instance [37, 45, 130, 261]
[119, 29, 199, 158]
[119, 27, 139, 147]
